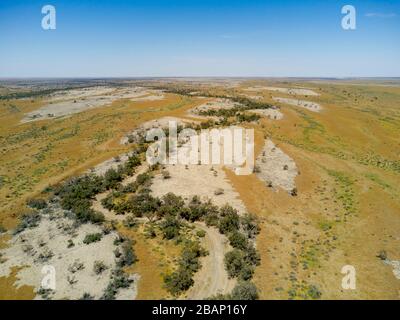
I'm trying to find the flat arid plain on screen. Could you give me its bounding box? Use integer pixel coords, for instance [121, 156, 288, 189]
[0, 78, 399, 300]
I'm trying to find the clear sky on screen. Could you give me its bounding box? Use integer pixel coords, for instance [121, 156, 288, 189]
[0, 0, 399, 77]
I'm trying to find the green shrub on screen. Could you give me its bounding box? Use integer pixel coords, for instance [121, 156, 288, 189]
[135, 172, 152, 187]
[102, 269, 133, 300]
[13, 212, 41, 235]
[231, 282, 259, 300]
[116, 241, 137, 267]
[160, 216, 181, 240]
[103, 168, 123, 190]
[83, 233, 103, 244]
[178, 241, 207, 273]
[73, 203, 105, 224]
[218, 205, 240, 234]
[157, 193, 185, 218]
[244, 245, 261, 266]
[224, 249, 246, 278]
[129, 190, 160, 217]
[240, 213, 261, 239]
[93, 260, 108, 275]
[181, 197, 217, 222]
[125, 153, 141, 172]
[196, 230, 206, 238]
[56, 174, 106, 223]
[164, 269, 194, 296]
[204, 211, 219, 227]
[26, 198, 47, 210]
[228, 231, 249, 250]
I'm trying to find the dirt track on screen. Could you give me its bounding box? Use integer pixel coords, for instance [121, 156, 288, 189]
[185, 222, 235, 299]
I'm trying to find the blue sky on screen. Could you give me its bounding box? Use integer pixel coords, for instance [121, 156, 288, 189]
[0, 0, 399, 77]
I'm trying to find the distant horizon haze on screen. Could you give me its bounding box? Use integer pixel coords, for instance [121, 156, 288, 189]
[0, 0, 399, 78]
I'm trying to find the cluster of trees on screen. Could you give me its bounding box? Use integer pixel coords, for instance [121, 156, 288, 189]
[54, 174, 106, 224]
[53, 153, 142, 224]
[100, 235, 137, 299]
[236, 112, 261, 123]
[118, 190, 261, 299]
[164, 240, 207, 296]
[0, 87, 74, 100]
[101, 171, 155, 216]
[218, 207, 261, 281]
[197, 103, 268, 124]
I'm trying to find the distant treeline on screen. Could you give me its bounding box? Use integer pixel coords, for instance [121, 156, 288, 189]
[0, 85, 95, 100]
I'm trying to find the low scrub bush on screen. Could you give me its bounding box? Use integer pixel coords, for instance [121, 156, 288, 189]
[26, 198, 47, 210]
[231, 281, 259, 300]
[83, 233, 103, 244]
[102, 269, 133, 300]
[160, 215, 181, 240]
[13, 212, 41, 235]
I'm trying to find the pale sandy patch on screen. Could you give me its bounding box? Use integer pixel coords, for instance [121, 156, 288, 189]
[255, 139, 298, 193]
[245, 86, 319, 96]
[151, 164, 247, 214]
[187, 98, 242, 120]
[21, 87, 163, 123]
[384, 260, 400, 280]
[89, 153, 132, 176]
[242, 94, 263, 100]
[0, 204, 138, 300]
[248, 108, 283, 120]
[273, 97, 322, 112]
[120, 116, 198, 145]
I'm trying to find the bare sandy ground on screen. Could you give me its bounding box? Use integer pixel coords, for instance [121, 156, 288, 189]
[21, 87, 164, 123]
[151, 164, 247, 214]
[248, 108, 284, 120]
[120, 116, 198, 145]
[187, 98, 243, 120]
[244, 86, 320, 96]
[90, 152, 132, 176]
[273, 97, 322, 112]
[0, 204, 138, 300]
[384, 259, 400, 280]
[255, 139, 298, 193]
[185, 222, 236, 299]
[242, 94, 263, 100]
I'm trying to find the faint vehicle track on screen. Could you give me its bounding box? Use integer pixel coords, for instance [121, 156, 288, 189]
[185, 222, 235, 299]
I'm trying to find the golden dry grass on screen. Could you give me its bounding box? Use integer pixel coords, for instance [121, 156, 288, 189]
[1, 80, 399, 300]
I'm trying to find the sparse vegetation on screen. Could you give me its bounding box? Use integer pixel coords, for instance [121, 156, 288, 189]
[93, 260, 108, 275]
[13, 212, 41, 235]
[83, 233, 103, 244]
[164, 241, 207, 296]
[26, 198, 47, 210]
